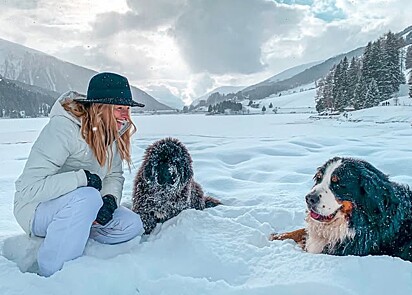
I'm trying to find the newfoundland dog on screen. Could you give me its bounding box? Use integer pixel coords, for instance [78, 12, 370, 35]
[132, 137, 221, 234]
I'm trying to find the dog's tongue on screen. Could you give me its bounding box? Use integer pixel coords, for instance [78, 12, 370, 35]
[310, 211, 321, 220]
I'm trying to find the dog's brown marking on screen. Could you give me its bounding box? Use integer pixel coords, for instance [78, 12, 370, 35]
[269, 228, 307, 248]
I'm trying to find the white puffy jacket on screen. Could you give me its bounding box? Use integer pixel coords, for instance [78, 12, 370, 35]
[14, 91, 125, 234]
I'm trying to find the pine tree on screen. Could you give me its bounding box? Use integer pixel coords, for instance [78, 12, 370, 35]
[353, 75, 368, 109]
[316, 68, 335, 112]
[334, 57, 349, 111]
[361, 42, 375, 84]
[207, 105, 212, 112]
[406, 46, 412, 70]
[382, 32, 405, 95]
[262, 105, 266, 112]
[346, 57, 360, 106]
[315, 77, 326, 113]
[409, 73, 412, 98]
[364, 79, 380, 108]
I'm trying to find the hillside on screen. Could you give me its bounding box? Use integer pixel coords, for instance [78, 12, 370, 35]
[0, 75, 57, 117]
[0, 38, 172, 111]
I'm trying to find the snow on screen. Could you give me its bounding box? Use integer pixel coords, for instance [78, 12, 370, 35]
[1, 98, 412, 294]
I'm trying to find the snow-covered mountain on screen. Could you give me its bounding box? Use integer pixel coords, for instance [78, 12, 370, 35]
[241, 47, 364, 100]
[264, 60, 322, 84]
[0, 38, 172, 111]
[192, 85, 246, 106]
[145, 87, 185, 110]
[241, 25, 412, 101]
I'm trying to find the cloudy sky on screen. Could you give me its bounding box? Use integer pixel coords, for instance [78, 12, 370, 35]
[0, 0, 411, 104]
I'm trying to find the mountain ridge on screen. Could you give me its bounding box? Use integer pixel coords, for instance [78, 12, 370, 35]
[0, 38, 172, 111]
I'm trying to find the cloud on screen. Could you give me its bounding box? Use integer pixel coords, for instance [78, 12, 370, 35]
[1, 0, 38, 10]
[92, 0, 186, 37]
[172, 0, 306, 75]
[0, 0, 412, 103]
[181, 73, 215, 103]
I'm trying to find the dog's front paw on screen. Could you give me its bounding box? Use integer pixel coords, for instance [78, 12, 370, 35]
[269, 228, 307, 249]
[269, 232, 285, 241]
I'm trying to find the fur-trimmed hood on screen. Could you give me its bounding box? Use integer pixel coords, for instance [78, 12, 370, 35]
[49, 91, 85, 126]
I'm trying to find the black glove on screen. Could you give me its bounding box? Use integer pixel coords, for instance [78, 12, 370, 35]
[84, 170, 102, 191]
[95, 194, 118, 225]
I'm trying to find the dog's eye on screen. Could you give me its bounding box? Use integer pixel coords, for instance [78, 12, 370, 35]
[314, 171, 323, 182]
[331, 175, 339, 183]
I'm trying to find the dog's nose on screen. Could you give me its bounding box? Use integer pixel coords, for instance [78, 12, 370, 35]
[157, 162, 175, 185]
[305, 192, 320, 206]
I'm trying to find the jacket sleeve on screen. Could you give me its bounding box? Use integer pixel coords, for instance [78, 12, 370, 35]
[15, 116, 87, 204]
[100, 144, 125, 205]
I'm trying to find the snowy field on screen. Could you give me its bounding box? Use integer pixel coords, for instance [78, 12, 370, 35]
[1, 107, 412, 294]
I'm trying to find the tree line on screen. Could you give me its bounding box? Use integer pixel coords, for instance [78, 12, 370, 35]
[207, 100, 242, 114]
[0, 75, 56, 118]
[316, 31, 407, 113]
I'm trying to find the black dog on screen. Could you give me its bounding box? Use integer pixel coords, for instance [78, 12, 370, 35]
[132, 137, 221, 234]
[271, 157, 412, 262]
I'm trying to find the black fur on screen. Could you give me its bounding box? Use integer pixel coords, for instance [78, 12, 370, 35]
[315, 157, 412, 261]
[132, 137, 221, 234]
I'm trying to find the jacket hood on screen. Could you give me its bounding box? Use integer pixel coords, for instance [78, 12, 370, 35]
[49, 91, 85, 126]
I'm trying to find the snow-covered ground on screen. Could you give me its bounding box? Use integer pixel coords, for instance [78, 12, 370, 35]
[0, 103, 412, 294]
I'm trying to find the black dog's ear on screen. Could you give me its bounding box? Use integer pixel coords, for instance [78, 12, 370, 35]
[358, 160, 393, 224]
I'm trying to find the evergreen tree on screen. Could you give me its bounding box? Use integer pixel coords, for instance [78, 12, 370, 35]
[353, 75, 368, 109]
[364, 79, 380, 108]
[315, 68, 335, 113]
[406, 46, 412, 70]
[361, 42, 375, 84]
[346, 57, 360, 106]
[269, 102, 273, 108]
[409, 73, 412, 98]
[382, 31, 405, 95]
[334, 57, 349, 111]
[262, 105, 266, 112]
[315, 77, 326, 113]
[207, 105, 212, 113]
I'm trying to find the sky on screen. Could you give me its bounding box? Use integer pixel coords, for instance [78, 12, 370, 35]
[0, 0, 411, 104]
[1, 89, 412, 293]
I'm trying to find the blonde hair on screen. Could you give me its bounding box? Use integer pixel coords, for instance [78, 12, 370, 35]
[62, 100, 136, 169]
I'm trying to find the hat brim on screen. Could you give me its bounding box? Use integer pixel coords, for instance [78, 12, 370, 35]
[73, 97, 145, 108]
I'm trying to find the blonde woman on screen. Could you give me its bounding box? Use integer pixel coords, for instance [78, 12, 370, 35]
[14, 72, 145, 277]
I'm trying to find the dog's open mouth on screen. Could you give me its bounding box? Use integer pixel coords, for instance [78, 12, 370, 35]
[309, 208, 339, 222]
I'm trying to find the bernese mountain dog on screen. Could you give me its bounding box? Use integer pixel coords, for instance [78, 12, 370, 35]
[132, 137, 221, 234]
[270, 157, 412, 262]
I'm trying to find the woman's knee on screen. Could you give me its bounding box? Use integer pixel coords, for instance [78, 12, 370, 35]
[70, 187, 103, 214]
[115, 208, 145, 238]
[128, 212, 145, 237]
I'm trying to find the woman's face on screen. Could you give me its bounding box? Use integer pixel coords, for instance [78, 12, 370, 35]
[113, 105, 130, 130]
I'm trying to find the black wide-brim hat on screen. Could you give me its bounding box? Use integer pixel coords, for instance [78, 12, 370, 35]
[74, 72, 145, 107]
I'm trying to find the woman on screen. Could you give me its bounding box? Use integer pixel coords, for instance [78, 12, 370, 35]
[14, 72, 145, 277]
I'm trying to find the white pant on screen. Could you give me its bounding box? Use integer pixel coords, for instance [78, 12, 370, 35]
[32, 187, 144, 277]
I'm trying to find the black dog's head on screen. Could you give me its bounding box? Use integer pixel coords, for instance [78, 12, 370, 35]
[306, 157, 399, 227]
[142, 137, 193, 193]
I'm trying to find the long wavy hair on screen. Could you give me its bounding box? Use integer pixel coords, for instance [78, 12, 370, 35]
[62, 100, 136, 169]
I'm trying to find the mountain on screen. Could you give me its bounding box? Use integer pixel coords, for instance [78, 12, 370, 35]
[241, 47, 365, 100]
[262, 60, 322, 84]
[0, 38, 171, 111]
[192, 85, 246, 106]
[145, 87, 184, 110]
[0, 74, 58, 117]
[241, 25, 412, 101]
